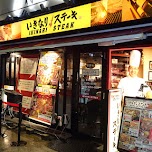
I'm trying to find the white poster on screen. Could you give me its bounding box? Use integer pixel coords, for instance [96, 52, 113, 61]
[107, 89, 122, 152]
[22, 96, 32, 109]
[20, 58, 38, 75]
[17, 79, 35, 92]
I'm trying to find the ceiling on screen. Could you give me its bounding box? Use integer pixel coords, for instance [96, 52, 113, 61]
[0, 0, 66, 22]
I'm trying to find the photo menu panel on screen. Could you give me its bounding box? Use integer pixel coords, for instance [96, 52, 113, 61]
[118, 97, 152, 152]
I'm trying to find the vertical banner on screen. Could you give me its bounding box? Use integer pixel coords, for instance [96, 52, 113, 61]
[30, 51, 63, 124]
[107, 89, 122, 152]
[16, 55, 39, 114]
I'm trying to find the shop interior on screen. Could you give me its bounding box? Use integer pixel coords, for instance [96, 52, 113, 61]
[110, 47, 152, 90]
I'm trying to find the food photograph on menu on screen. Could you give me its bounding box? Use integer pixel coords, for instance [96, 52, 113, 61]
[118, 97, 152, 151]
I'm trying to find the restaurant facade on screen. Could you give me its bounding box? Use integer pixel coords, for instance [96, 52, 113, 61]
[1, 0, 152, 151]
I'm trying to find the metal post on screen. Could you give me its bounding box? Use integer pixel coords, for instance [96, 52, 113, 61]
[0, 99, 2, 136]
[11, 101, 27, 146]
[17, 102, 22, 145]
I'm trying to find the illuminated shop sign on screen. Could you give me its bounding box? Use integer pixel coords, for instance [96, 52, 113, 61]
[0, 0, 152, 42]
[21, 4, 90, 38]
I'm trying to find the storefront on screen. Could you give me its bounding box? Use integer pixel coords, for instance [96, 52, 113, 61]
[1, 0, 152, 151]
[0, 44, 106, 138]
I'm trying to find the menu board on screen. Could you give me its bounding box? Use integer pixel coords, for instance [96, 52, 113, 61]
[118, 97, 152, 151]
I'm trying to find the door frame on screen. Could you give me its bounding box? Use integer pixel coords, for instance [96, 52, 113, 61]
[70, 45, 109, 137]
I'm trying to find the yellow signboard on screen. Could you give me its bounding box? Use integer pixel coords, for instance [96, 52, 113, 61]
[21, 4, 91, 38]
[0, 0, 151, 42]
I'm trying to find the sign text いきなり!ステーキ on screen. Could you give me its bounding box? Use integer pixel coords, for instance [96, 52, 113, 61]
[21, 4, 91, 38]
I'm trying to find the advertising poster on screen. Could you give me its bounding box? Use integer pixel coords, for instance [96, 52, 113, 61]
[30, 51, 63, 124]
[107, 89, 122, 152]
[0, 22, 21, 42]
[30, 93, 54, 124]
[118, 97, 152, 151]
[16, 56, 38, 114]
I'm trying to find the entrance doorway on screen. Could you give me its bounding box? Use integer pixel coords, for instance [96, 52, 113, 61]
[78, 52, 102, 138]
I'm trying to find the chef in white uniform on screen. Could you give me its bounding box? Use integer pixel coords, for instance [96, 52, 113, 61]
[118, 50, 151, 97]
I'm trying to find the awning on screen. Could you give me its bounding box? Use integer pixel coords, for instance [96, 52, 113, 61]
[0, 25, 152, 54]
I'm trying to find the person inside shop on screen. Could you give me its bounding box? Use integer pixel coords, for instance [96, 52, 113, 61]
[118, 50, 151, 98]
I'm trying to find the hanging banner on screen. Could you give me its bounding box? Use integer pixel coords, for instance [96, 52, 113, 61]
[36, 51, 62, 90]
[30, 51, 63, 124]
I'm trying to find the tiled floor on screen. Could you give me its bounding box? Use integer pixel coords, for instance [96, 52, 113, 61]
[0, 127, 57, 152]
[0, 115, 102, 152]
[0, 126, 102, 152]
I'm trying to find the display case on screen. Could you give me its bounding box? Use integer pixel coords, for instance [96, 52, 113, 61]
[111, 53, 129, 88]
[118, 96, 152, 152]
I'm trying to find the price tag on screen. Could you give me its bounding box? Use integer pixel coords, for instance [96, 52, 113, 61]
[149, 111, 152, 118]
[129, 128, 138, 137]
[124, 114, 132, 121]
[42, 85, 50, 95]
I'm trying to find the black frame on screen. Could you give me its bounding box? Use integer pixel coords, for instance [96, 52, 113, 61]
[148, 71, 152, 81]
[117, 96, 152, 152]
[149, 61, 152, 70]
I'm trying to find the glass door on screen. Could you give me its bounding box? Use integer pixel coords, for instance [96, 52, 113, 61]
[78, 52, 102, 138]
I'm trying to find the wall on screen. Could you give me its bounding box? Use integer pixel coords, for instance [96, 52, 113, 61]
[143, 48, 152, 81]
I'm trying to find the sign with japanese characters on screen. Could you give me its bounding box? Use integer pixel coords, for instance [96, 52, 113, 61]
[0, 0, 152, 42]
[21, 4, 91, 38]
[118, 97, 152, 151]
[15, 55, 39, 114]
[107, 89, 122, 152]
[82, 69, 99, 76]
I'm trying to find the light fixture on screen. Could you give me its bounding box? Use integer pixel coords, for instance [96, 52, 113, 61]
[63, 0, 71, 5]
[5, 15, 13, 21]
[40, 4, 45, 10]
[40, 3, 49, 12]
[21, 10, 30, 18]
[25, 0, 33, 5]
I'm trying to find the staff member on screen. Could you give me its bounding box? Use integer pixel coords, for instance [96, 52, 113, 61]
[118, 50, 151, 97]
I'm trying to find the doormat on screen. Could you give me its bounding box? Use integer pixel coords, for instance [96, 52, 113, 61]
[48, 138, 100, 152]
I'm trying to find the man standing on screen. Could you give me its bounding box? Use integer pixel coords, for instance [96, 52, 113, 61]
[118, 50, 151, 97]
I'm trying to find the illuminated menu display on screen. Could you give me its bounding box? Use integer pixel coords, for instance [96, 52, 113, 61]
[118, 97, 152, 151]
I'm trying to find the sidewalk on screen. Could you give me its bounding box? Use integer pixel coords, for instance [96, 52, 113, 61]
[0, 126, 57, 152]
[0, 120, 103, 152]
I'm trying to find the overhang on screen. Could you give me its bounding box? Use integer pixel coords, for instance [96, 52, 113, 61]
[0, 25, 152, 54]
